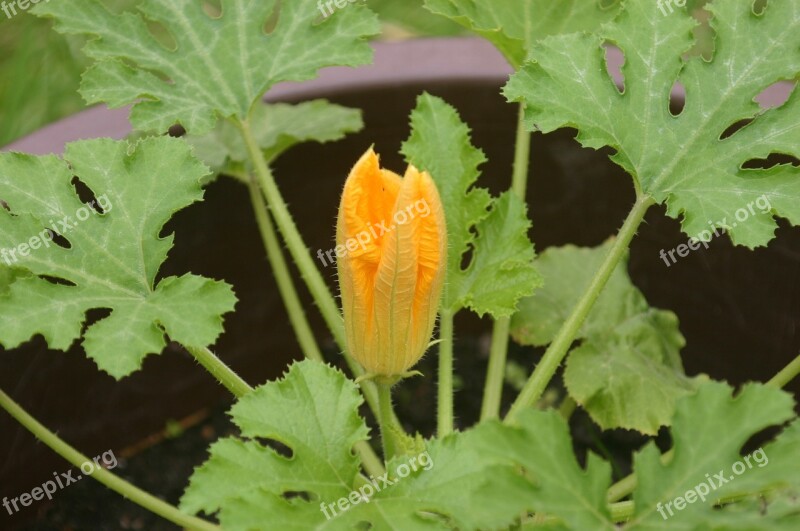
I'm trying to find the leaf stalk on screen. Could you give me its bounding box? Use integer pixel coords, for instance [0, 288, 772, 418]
[481, 104, 532, 421]
[505, 196, 655, 424]
[0, 388, 220, 531]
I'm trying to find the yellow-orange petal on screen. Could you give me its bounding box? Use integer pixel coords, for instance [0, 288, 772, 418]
[337, 148, 447, 377]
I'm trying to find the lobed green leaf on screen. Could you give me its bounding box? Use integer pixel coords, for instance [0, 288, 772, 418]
[505, 0, 800, 248]
[402, 93, 541, 318]
[34, 0, 380, 134]
[0, 137, 236, 378]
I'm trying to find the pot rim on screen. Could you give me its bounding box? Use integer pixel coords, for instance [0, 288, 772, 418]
[2, 37, 512, 155]
[2, 35, 793, 155]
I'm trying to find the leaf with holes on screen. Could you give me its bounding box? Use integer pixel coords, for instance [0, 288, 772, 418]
[402, 93, 541, 318]
[33, 0, 379, 134]
[182, 359, 534, 531]
[424, 0, 622, 67]
[0, 137, 236, 378]
[472, 382, 800, 530]
[180, 360, 370, 524]
[511, 243, 694, 434]
[623, 382, 798, 529]
[505, 0, 800, 248]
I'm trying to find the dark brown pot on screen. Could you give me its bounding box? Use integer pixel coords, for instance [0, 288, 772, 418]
[1, 37, 798, 527]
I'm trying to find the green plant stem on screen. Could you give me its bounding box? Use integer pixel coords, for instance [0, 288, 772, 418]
[559, 396, 577, 421]
[607, 350, 800, 503]
[0, 388, 220, 531]
[377, 382, 401, 461]
[236, 119, 344, 346]
[609, 500, 635, 523]
[234, 118, 384, 422]
[505, 197, 655, 424]
[185, 345, 252, 398]
[246, 176, 324, 363]
[437, 307, 455, 436]
[510, 104, 532, 199]
[767, 351, 800, 388]
[481, 318, 511, 421]
[481, 105, 532, 421]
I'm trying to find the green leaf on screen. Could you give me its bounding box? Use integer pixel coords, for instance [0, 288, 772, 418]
[187, 100, 364, 179]
[709, 489, 800, 530]
[511, 243, 692, 434]
[476, 410, 616, 531]
[625, 381, 797, 528]
[370, 0, 465, 36]
[0, 137, 236, 378]
[183, 359, 533, 531]
[33, 0, 380, 134]
[720, 420, 800, 497]
[180, 360, 369, 521]
[470, 382, 798, 530]
[454, 191, 543, 318]
[505, 0, 800, 249]
[424, 0, 622, 67]
[402, 93, 541, 317]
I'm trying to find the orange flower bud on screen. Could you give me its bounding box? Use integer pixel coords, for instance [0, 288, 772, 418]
[336, 148, 447, 377]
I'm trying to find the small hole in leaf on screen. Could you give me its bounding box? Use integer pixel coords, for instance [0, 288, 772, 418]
[742, 153, 800, 170]
[604, 43, 625, 94]
[755, 81, 796, 109]
[39, 275, 76, 287]
[460, 243, 474, 271]
[685, 4, 715, 61]
[144, 19, 177, 52]
[168, 124, 186, 138]
[283, 491, 311, 502]
[202, 0, 222, 18]
[253, 437, 294, 459]
[670, 81, 686, 116]
[719, 118, 754, 140]
[264, 4, 280, 33]
[71, 177, 103, 212]
[47, 230, 72, 249]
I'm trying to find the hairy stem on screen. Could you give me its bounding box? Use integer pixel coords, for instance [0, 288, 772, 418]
[185, 345, 252, 398]
[437, 307, 456, 435]
[609, 500, 635, 523]
[0, 388, 220, 531]
[247, 176, 324, 363]
[505, 197, 654, 424]
[481, 318, 511, 421]
[481, 105, 532, 421]
[767, 351, 800, 388]
[234, 118, 384, 422]
[377, 382, 402, 461]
